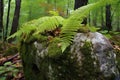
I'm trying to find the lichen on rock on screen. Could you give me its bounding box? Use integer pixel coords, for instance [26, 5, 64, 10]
[20, 32, 120, 80]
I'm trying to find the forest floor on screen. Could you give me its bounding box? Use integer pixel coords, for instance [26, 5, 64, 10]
[0, 42, 24, 80]
[0, 33, 120, 80]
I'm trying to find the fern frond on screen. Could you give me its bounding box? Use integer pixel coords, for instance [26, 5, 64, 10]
[8, 16, 64, 42]
[7, 19, 38, 39]
[60, 0, 119, 52]
[34, 16, 64, 35]
[8, 0, 119, 53]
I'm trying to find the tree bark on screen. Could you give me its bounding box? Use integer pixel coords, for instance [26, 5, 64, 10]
[66, 0, 70, 16]
[101, 7, 104, 28]
[74, 0, 88, 25]
[92, 10, 97, 26]
[106, 5, 112, 32]
[9, 0, 21, 42]
[88, 12, 91, 26]
[116, 16, 120, 31]
[0, 0, 3, 39]
[5, 0, 11, 40]
[47, 0, 50, 3]
[54, 0, 57, 10]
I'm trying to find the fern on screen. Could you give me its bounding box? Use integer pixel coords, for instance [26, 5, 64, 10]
[8, 0, 119, 52]
[8, 16, 64, 41]
[8, 19, 37, 39]
[34, 16, 64, 35]
[60, 0, 119, 52]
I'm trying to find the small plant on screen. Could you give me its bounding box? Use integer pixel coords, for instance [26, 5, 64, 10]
[0, 62, 20, 79]
[8, 0, 119, 53]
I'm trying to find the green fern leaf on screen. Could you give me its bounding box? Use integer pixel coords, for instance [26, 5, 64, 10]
[34, 16, 64, 35]
[60, 0, 119, 52]
[8, 16, 64, 42]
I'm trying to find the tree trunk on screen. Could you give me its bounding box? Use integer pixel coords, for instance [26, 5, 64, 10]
[92, 10, 97, 26]
[106, 5, 112, 32]
[88, 12, 91, 26]
[5, 0, 11, 40]
[54, 0, 57, 10]
[0, 0, 3, 40]
[101, 7, 104, 29]
[47, 0, 50, 3]
[28, 2, 32, 21]
[74, 0, 88, 9]
[9, 0, 21, 42]
[74, 0, 88, 25]
[116, 16, 120, 31]
[66, 0, 70, 16]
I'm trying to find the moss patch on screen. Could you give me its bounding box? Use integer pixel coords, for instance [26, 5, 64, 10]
[80, 41, 98, 80]
[48, 38, 62, 58]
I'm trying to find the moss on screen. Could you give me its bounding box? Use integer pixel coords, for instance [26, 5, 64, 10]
[48, 38, 62, 58]
[19, 41, 50, 80]
[49, 50, 82, 80]
[19, 42, 37, 80]
[78, 26, 90, 33]
[110, 35, 120, 71]
[80, 41, 116, 80]
[22, 34, 48, 44]
[80, 41, 98, 80]
[19, 32, 117, 80]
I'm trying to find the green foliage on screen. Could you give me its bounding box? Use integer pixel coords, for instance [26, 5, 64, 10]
[80, 41, 97, 80]
[0, 62, 19, 79]
[48, 38, 62, 57]
[100, 31, 120, 39]
[3, 46, 18, 57]
[104, 34, 112, 39]
[60, 0, 119, 52]
[110, 35, 120, 46]
[49, 11, 59, 16]
[8, 16, 64, 41]
[8, 0, 119, 53]
[87, 26, 100, 32]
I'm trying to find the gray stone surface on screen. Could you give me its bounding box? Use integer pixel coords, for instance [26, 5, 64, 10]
[21, 32, 119, 80]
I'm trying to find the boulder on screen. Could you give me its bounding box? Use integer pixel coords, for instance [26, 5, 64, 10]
[20, 32, 119, 80]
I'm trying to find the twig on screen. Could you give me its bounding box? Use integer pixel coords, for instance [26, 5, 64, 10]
[0, 53, 18, 66]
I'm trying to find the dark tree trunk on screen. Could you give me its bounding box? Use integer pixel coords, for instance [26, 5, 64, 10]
[74, 0, 88, 9]
[116, 16, 120, 31]
[9, 0, 21, 42]
[106, 5, 112, 32]
[54, 0, 57, 10]
[88, 12, 91, 26]
[47, 0, 50, 3]
[74, 0, 88, 25]
[92, 10, 97, 26]
[28, 3, 32, 21]
[0, 0, 3, 39]
[5, 0, 11, 40]
[66, 0, 70, 16]
[101, 7, 104, 28]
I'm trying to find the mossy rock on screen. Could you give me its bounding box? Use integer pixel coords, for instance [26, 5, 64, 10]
[20, 32, 118, 80]
[110, 35, 120, 67]
[48, 38, 62, 58]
